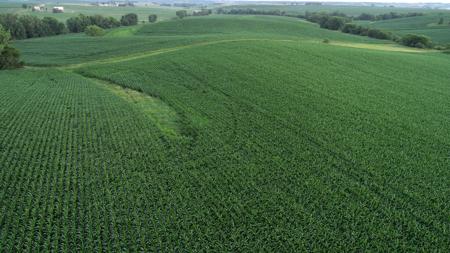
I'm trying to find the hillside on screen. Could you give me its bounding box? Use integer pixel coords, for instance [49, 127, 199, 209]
[1, 15, 450, 251]
[356, 12, 450, 44]
[15, 15, 391, 66]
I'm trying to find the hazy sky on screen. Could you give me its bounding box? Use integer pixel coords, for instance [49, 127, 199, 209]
[260, 0, 450, 3]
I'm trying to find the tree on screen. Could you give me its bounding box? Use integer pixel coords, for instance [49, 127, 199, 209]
[0, 14, 26, 40]
[341, 23, 362, 35]
[19, 15, 47, 38]
[0, 26, 23, 70]
[438, 17, 444, 25]
[66, 14, 92, 33]
[367, 29, 391, 40]
[0, 24, 10, 50]
[85, 25, 105, 36]
[22, 4, 28, 9]
[0, 46, 23, 69]
[401, 34, 432, 48]
[42, 17, 67, 35]
[148, 14, 157, 23]
[120, 13, 138, 26]
[67, 14, 119, 32]
[357, 13, 375, 21]
[176, 10, 187, 19]
[322, 16, 346, 30]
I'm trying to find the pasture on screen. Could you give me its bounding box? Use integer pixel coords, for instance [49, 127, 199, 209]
[1, 12, 450, 252]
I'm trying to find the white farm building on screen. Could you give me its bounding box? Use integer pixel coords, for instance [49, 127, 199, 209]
[52, 6, 64, 13]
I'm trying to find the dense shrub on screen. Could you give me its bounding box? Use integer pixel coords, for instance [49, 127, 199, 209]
[0, 25, 22, 69]
[0, 46, 23, 69]
[176, 10, 188, 19]
[341, 23, 363, 34]
[0, 24, 10, 48]
[85, 25, 105, 37]
[401, 34, 432, 48]
[120, 13, 138, 26]
[356, 13, 375, 20]
[193, 9, 212, 16]
[321, 16, 347, 30]
[367, 28, 391, 40]
[304, 12, 350, 30]
[148, 14, 157, 23]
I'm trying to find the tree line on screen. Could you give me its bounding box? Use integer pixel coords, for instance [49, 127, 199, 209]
[216, 8, 285, 16]
[217, 9, 444, 49]
[0, 13, 142, 40]
[175, 9, 212, 19]
[303, 12, 434, 48]
[354, 12, 424, 21]
[0, 14, 67, 40]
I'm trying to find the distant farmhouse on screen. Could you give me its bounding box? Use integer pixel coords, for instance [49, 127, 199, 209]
[32, 4, 45, 12]
[52, 6, 64, 13]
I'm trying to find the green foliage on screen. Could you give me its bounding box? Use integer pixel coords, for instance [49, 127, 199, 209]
[0, 45, 23, 69]
[42, 17, 68, 35]
[304, 12, 350, 30]
[176, 10, 187, 19]
[355, 12, 450, 45]
[0, 13, 66, 39]
[67, 14, 120, 33]
[0, 13, 26, 39]
[401, 34, 432, 48]
[0, 24, 23, 69]
[341, 23, 366, 35]
[148, 14, 157, 23]
[0, 24, 10, 49]
[85, 25, 105, 37]
[367, 28, 391, 40]
[438, 17, 444, 24]
[356, 12, 424, 21]
[120, 13, 138, 26]
[217, 8, 283, 16]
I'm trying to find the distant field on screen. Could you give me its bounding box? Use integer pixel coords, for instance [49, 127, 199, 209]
[14, 15, 381, 66]
[216, 4, 445, 16]
[355, 13, 450, 44]
[1, 13, 450, 251]
[0, 3, 180, 22]
[217, 4, 450, 44]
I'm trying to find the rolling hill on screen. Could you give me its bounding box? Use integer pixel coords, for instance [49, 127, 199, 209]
[356, 12, 450, 44]
[1, 14, 450, 251]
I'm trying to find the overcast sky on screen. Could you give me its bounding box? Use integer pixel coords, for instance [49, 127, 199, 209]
[253, 0, 450, 3]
